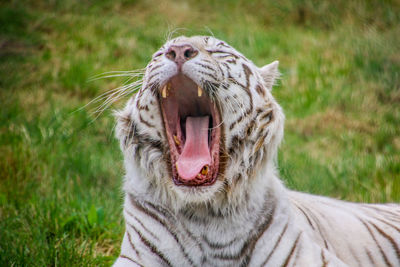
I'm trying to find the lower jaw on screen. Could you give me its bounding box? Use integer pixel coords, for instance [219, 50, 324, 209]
[172, 175, 218, 187]
[169, 155, 219, 187]
[171, 180, 223, 203]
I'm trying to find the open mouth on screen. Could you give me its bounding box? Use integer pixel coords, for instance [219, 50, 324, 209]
[159, 74, 221, 187]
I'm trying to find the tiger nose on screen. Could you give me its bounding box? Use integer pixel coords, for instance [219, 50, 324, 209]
[165, 44, 198, 70]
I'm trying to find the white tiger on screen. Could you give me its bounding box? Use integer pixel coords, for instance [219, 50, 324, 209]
[113, 35, 400, 266]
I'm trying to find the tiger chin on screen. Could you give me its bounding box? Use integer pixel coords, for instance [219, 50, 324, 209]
[113, 36, 400, 267]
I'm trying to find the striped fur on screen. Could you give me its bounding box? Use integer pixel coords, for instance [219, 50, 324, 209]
[113, 36, 400, 266]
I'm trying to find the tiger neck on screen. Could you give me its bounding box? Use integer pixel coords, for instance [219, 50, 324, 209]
[178, 165, 289, 227]
[173, 171, 292, 252]
[125, 155, 290, 228]
[126, 163, 292, 246]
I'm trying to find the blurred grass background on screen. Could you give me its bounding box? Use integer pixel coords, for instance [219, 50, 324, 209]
[0, 0, 399, 265]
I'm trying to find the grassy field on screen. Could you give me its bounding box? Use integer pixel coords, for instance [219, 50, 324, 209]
[1, 0, 399, 265]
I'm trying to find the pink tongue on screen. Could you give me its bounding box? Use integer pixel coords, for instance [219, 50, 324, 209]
[176, 116, 211, 181]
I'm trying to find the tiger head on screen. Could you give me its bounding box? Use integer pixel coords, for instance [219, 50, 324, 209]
[116, 36, 284, 211]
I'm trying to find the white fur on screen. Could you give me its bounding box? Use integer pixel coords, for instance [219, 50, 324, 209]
[113, 36, 400, 266]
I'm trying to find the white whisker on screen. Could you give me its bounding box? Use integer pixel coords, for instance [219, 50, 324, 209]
[93, 84, 141, 114]
[89, 68, 144, 77]
[88, 73, 143, 82]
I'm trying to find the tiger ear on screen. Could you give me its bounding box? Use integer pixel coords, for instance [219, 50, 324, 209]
[259, 60, 279, 91]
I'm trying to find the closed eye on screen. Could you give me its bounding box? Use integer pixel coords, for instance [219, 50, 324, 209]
[206, 50, 238, 59]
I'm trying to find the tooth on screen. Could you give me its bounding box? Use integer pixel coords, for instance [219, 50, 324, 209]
[175, 163, 179, 171]
[162, 85, 167, 98]
[198, 86, 203, 97]
[173, 135, 180, 146]
[201, 165, 209, 175]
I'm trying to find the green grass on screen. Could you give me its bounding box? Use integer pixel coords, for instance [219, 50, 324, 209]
[1, 0, 399, 265]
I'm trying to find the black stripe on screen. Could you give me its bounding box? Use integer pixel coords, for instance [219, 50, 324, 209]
[374, 217, 400, 233]
[127, 222, 172, 266]
[130, 133, 163, 150]
[203, 235, 239, 249]
[292, 237, 302, 266]
[299, 205, 330, 249]
[240, 64, 254, 112]
[320, 249, 328, 267]
[126, 230, 141, 259]
[196, 62, 215, 72]
[227, 74, 246, 90]
[282, 233, 302, 267]
[293, 203, 315, 230]
[143, 200, 204, 252]
[229, 115, 244, 130]
[146, 82, 160, 95]
[207, 50, 239, 58]
[360, 219, 393, 267]
[139, 113, 155, 128]
[222, 62, 232, 71]
[123, 119, 137, 147]
[218, 42, 231, 49]
[259, 111, 273, 124]
[125, 209, 160, 240]
[152, 52, 163, 59]
[254, 131, 268, 153]
[211, 203, 276, 262]
[370, 221, 400, 261]
[147, 71, 161, 83]
[150, 64, 162, 72]
[119, 254, 144, 267]
[363, 205, 400, 221]
[228, 106, 252, 131]
[365, 249, 376, 265]
[197, 69, 218, 81]
[240, 205, 277, 265]
[217, 63, 224, 77]
[202, 81, 219, 100]
[216, 54, 236, 60]
[129, 196, 198, 266]
[261, 221, 289, 266]
[348, 246, 362, 266]
[202, 58, 213, 64]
